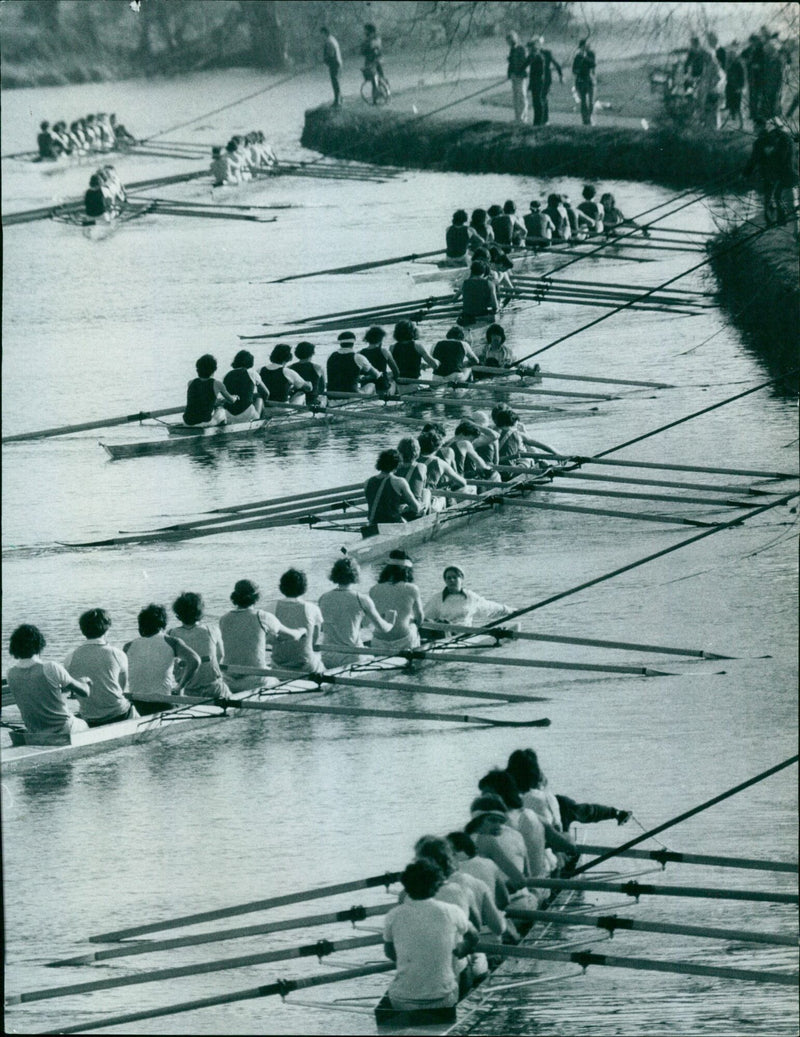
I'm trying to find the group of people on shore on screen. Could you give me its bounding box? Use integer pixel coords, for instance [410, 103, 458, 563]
[6, 555, 513, 745]
[321, 22, 387, 107]
[37, 112, 135, 160]
[506, 32, 596, 126]
[378, 746, 630, 1018]
[209, 131, 278, 186]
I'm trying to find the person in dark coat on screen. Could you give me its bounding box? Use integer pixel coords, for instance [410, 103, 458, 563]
[526, 36, 563, 126]
[745, 119, 797, 224]
[572, 39, 596, 125]
[723, 43, 746, 128]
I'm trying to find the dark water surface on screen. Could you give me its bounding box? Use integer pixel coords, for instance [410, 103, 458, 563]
[2, 68, 797, 1035]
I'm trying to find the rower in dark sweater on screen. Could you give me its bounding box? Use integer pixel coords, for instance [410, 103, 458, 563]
[183, 353, 238, 427]
[327, 330, 381, 395]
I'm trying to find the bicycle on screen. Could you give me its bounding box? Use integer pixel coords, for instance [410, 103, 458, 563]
[361, 67, 391, 105]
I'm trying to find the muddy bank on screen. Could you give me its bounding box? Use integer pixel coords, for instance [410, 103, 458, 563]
[302, 105, 751, 190]
[710, 222, 800, 394]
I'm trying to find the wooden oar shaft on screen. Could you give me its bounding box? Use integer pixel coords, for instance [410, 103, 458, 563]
[506, 909, 797, 946]
[512, 289, 703, 315]
[577, 844, 799, 873]
[52, 904, 392, 965]
[493, 467, 758, 507]
[517, 273, 712, 296]
[514, 279, 709, 306]
[499, 495, 721, 527]
[222, 666, 549, 704]
[422, 623, 730, 660]
[2, 406, 183, 444]
[322, 645, 671, 676]
[291, 293, 455, 325]
[396, 377, 611, 400]
[524, 877, 799, 903]
[473, 942, 798, 986]
[55, 962, 395, 1034]
[9, 934, 383, 1004]
[140, 492, 366, 533]
[476, 366, 673, 389]
[209, 481, 364, 515]
[273, 248, 446, 282]
[393, 391, 564, 412]
[90, 871, 402, 942]
[555, 470, 771, 495]
[521, 453, 800, 480]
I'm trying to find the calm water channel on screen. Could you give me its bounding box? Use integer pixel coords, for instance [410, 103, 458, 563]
[2, 67, 798, 1035]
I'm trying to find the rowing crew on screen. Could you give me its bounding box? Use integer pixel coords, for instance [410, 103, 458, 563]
[377, 747, 630, 1021]
[4, 559, 507, 743]
[84, 165, 127, 218]
[210, 132, 278, 187]
[445, 185, 650, 262]
[37, 113, 135, 160]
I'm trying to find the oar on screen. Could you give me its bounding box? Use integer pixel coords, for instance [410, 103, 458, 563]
[574, 844, 799, 873]
[269, 248, 447, 283]
[511, 289, 705, 316]
[208, 481, 364, 515]
[318, 645, 674, 677]
[50, 903, 393, 965]
[91, 872, 403, 942]
[475, 366, 674, 389]
[2, 406, 183, 444]
[222, 665, 550, 704]
[421, 624, 732, 660]
[551, 469, 776, 496]
[396, 377, 613, 401]
[458, 493, 724, 528]
[54, 962, 394, 1035]
[514, 277, 712, 306]
[491, 467, 762, 508]
[139, 196, 297, 211]
[523, 876, 798, 904]
[506, 909, 797, 947]
[521, 453, 800, 481]
[473, 941, 798, 986]
[515, 273, 713, 297]
[282, 292, 456, 326]
[8, 933, 384, 1004]
[388, 392, 568, 413]
[173, 692, 552, 728]
[150, 205, 277, 223]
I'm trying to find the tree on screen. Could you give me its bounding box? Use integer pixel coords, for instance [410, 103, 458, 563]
[22, 0, 60, 33]
[238, 0, 289, 69]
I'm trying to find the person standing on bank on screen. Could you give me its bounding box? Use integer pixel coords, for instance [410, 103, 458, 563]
[527, 36, 563, 126]
[506, 32, 530, 123]
[321, 27, 343, 108]
[572, 38, 597, 125]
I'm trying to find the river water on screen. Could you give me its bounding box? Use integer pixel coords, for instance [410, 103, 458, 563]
[1, 66, 797, 1036]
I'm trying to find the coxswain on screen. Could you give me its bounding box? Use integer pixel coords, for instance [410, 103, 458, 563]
[577, 184, 604, 234]
[223, 349, 269, 422]
[7, 624, 91, 745]
[291, 341, 326, 406]
[492, 404, 558, 471]
[460, 261, 499, 324]
[168, 592, 229, 700]
[445, 209, 484, 265]
[369, 550, 425, 650]
[469, 208, 494, 243]
[123, 604, 201, 713]
[210, 146, 232, 187]
[391, 319, 438, 385]
[259, 344, 313, 405]
[183, 353, 237, 427]
[268, 569, 324, 674]
[326, 330, 381, 395]
[523, 200, 556, 249]
[37, 121, 60, 160]
[424, 565, 510, 627]
[364, 448, 424, 525]
[476, 322, 514, 374]
[377, 859, 477, 1022]
[65, 608, 138, 727]
[396, 437, 433, 513]
[109, 113, 136, 145]
[318, 556, 394, 669]
[219, 580, 305, 692]
[84, 174, 110, 219]
[432, 326, 479, 385]
[361, 325, 400, 394]
[600, 192, 649, 237]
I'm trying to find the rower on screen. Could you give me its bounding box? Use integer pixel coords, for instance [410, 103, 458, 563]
[424, 566, 509, 627]
[37, 121, 60, 160]
[446, 831, 511, 911]
[417, 428, 466, 497]
[447, 420, 501, 482]
[562, 194, 591, 238]
[421, 421, 458, 471]
[7, 624, 91, 745]
[96, 113, 115, 150]
[391, 320, 438, 386]
[223, 139, 245, 184]
[65, 608, 138, 727]
[256, 131, 278, 167]
[123, 605, 201, 714]
[378, 859, 477, 1023]
[318, 556, 394, 669]
[464, 796, 541, 907]
[470, 412, 500, 466]
[469, 208, 494, 243]
[544, 193, 571, 241]
[84, 174, 110, 219]
[223, 349, 269, 423]
[368, 550, 425, 651]
[365, 448, 424, 525]
[210, 146, 232, 187]
[327, 330, 381, 396]
[99, 164, 126, 207]
[460, 261, 499, 325]
[219, 580, 305, 693]
[478, 769, 558, 875]
[183, 353, 237, 427]
[268, 569, 324, 674]
[361, 326, 400, 395]
[50, 121, 72, 153]
[290, 341, 326, 406]
[445, 209, 484, 266]
[396, 437, 432, 513]
[577, 184, 604, 234]
[68, 121, 87, 153]
[83, 114, 100, 149]
[488, 204, 509, 246]
[503, 199, 528, 246]
[260, 344, 313, 405]
[524, 200, 556, 249]
[432, 325, 479, 385]
[168, 592, 229, 700]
